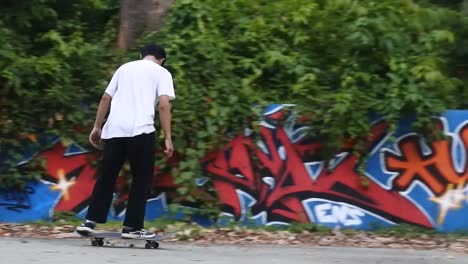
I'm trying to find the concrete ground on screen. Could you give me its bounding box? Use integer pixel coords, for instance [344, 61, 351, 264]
[0, 237, 466, 264]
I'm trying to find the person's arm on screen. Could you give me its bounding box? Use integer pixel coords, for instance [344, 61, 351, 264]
[158, 95, 173, 157]
[158, 95, 172, 139]
[157, 69, 175, 157]
[89, 93, 112, 148]
[89, 67, 119, 148]
[94, 93, 112, 129]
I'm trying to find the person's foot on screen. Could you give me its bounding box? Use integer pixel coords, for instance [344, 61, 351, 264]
[75, 220, 97, 235]
[121, 227, 155, 239]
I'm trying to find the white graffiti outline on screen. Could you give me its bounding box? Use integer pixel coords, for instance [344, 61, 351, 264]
[64, 143, 89, 157]
[302, 198, 316, 223]
[399, 182, 437, 227]
[301, 198, 396, 226]
[148, 192, 168, 210]
[329, 152, 349, 171]
[263, 105, 285, 116]
[378, 132, 419, 189]
[236, 189, 257, 222]
[259, 120, 276, 129]
[304, 161, 324, 182]
[40, 179, 64, 219]
[17, 137, 62, 166]
[251, 211, 267, 224]
[291, 126, 310, 143]
[257, 140, 270, 154]
[266, 221, 290, 226]
[446, 118, 468, 173]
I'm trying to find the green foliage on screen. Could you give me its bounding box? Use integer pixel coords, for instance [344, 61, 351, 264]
[1, 0, 468, 221]
[373, 223, 439, 237]
[0, 0, 119, 188]
[51, 210, 81, 222]
[286, 222, 333, 234]
[139, 0, 468, 205]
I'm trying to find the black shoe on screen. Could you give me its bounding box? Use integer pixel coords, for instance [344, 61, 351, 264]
[121, 227, 155, 239]
[75, 221, 96, 235]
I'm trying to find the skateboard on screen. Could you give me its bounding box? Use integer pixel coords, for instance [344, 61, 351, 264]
[77, 231, 175, 249]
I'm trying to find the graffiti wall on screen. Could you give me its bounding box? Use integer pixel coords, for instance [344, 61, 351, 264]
[0, 136, 180, 224]
[1, 104, 467, 232]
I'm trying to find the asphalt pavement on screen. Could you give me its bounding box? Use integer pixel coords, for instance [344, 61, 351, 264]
[0, 237, 466, 264]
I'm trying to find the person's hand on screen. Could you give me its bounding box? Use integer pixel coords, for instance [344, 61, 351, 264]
[89, 127, 102, 148]
[164, 138, 174, 158]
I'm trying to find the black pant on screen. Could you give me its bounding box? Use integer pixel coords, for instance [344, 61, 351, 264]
[86, 132, 155, 229]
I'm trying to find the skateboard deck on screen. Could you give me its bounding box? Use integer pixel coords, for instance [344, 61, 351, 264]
[77, 231, 175, 249]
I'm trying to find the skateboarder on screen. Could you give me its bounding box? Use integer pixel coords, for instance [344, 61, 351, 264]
[75, 44, 175, 239]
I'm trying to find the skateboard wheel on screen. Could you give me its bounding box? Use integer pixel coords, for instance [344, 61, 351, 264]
[98, 240, 104, 247]
[91, 240, 98, 247]
[145, 243, 152, 249]
[151, 241, 159, 249]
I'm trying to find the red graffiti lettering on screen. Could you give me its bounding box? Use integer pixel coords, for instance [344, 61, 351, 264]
[205, 119, 432, 227]
[39, 143, 99, 212]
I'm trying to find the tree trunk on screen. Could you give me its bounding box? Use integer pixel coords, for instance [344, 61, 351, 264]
[462, 0, 468, 14]
[117, 0, 175, 51]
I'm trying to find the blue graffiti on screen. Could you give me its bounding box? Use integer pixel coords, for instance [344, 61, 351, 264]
[0, 181, 60, 222]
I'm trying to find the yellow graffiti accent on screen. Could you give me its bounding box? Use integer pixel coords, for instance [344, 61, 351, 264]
[429, 182, 467, 225]
[49, 169, 76, 201]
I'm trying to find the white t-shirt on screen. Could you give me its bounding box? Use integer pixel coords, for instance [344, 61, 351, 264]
[101, 59, 175, 139]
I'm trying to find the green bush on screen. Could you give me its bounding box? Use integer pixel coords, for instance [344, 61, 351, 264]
[0, 0, 119, 188]
[140, 0, 468, 203]
[1, 1, 468, 217]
